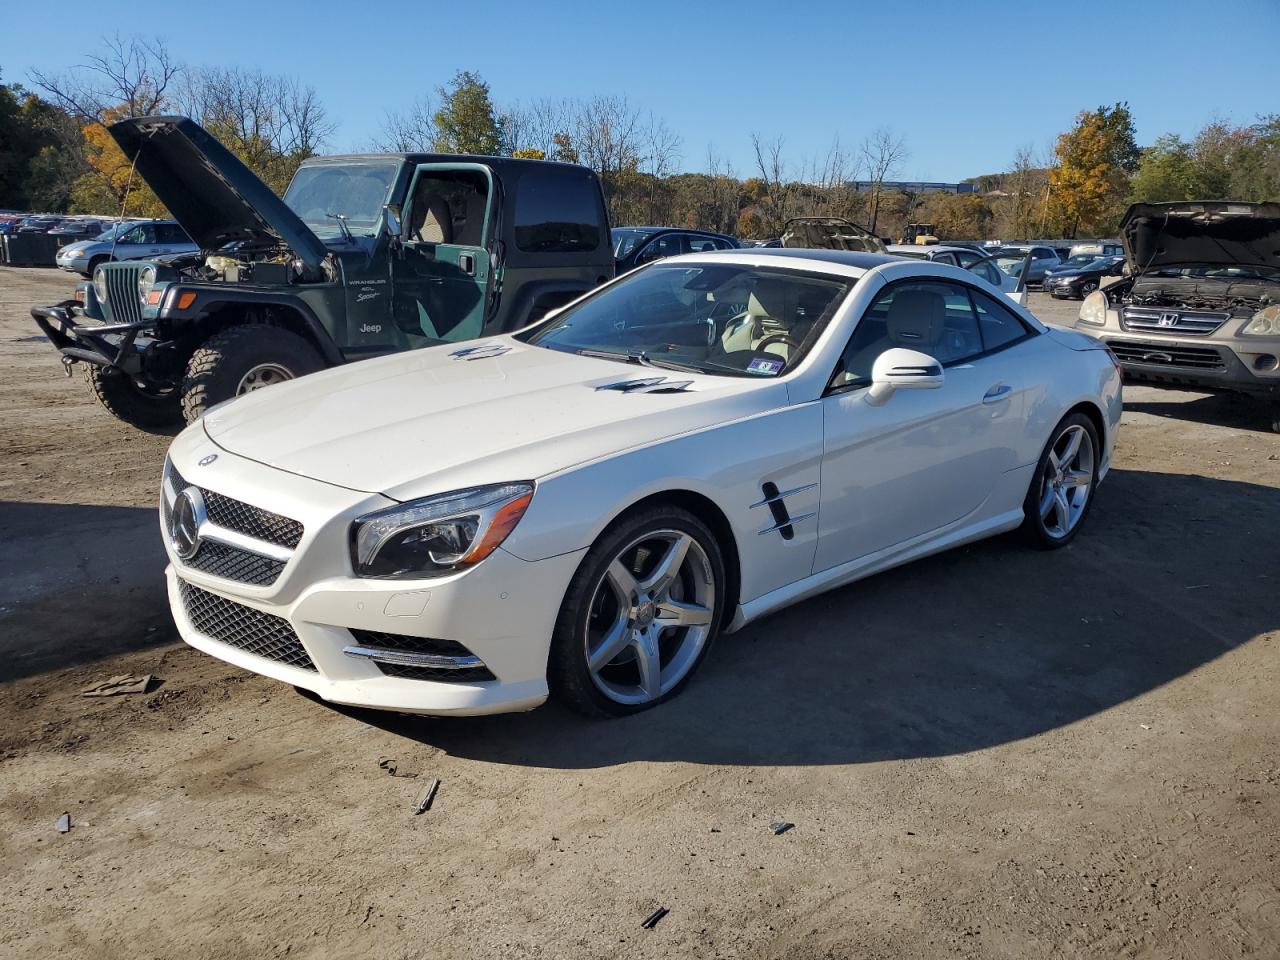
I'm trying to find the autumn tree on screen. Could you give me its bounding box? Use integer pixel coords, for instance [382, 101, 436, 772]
[432, 71, 504, 155]
[1046, 102, 1139, 237]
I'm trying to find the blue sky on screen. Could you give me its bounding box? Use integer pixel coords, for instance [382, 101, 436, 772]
[5, 0, 1279, 180]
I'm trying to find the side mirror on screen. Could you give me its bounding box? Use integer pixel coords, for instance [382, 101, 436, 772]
[865, 347, 944, 406]
[382, 205, 402, 239]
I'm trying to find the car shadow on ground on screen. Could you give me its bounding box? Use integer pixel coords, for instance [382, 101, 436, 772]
[0, 501, 172, 683]
[1126, 387, 1276, 433]
[348, 467, 1279, 768]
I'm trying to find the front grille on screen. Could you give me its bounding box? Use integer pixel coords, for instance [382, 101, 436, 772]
[103, 263, 143, 324]
[202, 489, 304, 549]
[178, 580, 316, 671]
[1121, 307, 1228, 336]
[184, 540, 286, 586]
[1108, 339, 1226, 370]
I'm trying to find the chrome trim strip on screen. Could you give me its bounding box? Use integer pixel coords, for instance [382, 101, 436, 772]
[342, 644, 485, 670]
[758, 512, 816, 535]
[199, 522, 294, 562]
[749, 483, 818, 509]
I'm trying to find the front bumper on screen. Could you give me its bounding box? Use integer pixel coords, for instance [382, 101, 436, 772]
[31, 301, 147, 369]
[164, 428, 585, 716]
[56, 254, 90, 273]
[1093, 331, 1280, 395]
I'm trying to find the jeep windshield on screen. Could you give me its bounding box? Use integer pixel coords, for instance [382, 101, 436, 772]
[520, 263, 851, 378]
[283, 161, 400, 241]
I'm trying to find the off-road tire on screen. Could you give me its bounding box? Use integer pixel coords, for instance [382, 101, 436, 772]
[83, 365, 183, 430]
[1020, 412, 1100, 549]
[180, 324, 324, 422]
[548, 505, 727, 718]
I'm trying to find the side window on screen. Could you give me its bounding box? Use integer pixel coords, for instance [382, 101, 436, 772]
[119, 226, 143, 245]
[955, 251, 981, 268]
[968, 259, 1001, 287]
[933, 252, 958, 266]
[159, 224, 188, 244]
[687, 236, 722, 253]
[639, 234, 684, 262]
[513, 170, 602, 253]
[831, 280, 983, 389]
[970, 288, 1032, 352]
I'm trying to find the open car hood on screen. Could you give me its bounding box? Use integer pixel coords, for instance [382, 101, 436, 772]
[1120, 201, 1280, 274]
[781, 217, 887, 254]
[108, 116, 328, 269]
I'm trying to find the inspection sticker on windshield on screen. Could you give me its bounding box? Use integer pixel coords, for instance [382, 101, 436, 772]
[746, 357, 784, 376]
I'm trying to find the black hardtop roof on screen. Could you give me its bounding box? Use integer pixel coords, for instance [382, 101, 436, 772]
[710, 248, 899, 270]
[301, 153, 595, 175]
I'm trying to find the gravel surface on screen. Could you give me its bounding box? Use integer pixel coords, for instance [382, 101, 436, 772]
[1, 267, 1277, 960]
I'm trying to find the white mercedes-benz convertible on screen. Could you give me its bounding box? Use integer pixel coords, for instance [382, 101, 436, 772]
[160, 249, 1122, 718]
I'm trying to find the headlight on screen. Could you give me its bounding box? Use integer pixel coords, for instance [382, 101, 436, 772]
[93, 266, 108, 304]
[1079, 290, 1107, 326]
[1242, 304, 1280, 337]
[137, 265, 157, 303]
[351, 483, 534, 579]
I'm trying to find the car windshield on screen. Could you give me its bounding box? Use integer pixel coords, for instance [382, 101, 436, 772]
[92, 221, 139, 242]
[283, 161, 400, 240]
[612, 228, 657, 259]
[521, 263, 852, 378]
[1062, 254, 1100, 268]
[994, 255, 1028, 277]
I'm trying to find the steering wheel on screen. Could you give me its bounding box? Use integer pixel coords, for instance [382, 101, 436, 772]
[754, 334, 800, 355]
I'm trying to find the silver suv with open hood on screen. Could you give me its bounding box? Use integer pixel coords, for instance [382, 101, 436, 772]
[1075, 201, 1280, 431]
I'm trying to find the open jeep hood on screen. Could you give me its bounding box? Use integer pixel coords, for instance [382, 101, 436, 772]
[108, 116, 328, 269]
[781, 217, 887, 254]
[1121, 201, 1280, 274]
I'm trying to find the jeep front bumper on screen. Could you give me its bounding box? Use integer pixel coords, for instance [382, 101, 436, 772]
[31, 301, 152, 371]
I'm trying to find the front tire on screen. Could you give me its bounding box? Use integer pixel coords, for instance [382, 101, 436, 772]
[1080, 280, 1099, 297]
[548, 505, 726, 718]
[1020, 412, 1100, 549]
[83, 365, 183, 429]
[180, 324, 324, 422]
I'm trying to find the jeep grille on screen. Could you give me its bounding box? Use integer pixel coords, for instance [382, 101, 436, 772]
[101, 262, 144, 324]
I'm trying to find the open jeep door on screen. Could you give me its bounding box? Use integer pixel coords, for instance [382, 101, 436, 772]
[780, 217, 887, 254]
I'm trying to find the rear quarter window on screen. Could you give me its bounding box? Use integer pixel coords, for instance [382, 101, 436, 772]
[514, 170, 603, 253]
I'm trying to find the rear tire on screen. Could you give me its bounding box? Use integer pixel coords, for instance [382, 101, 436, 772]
[548, 505, 726, 718]
[83, 365, 183, 429]
[1020, 412, 1100, 549]
[180, 324, 324, 422]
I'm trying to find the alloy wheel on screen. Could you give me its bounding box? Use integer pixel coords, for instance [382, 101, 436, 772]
[236, 363, 294, 394]
[583, 529, 716, 706]
[1039, 424, 1094, 539]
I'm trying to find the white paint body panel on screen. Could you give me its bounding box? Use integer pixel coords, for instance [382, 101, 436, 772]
[164, 253, 1121, 715]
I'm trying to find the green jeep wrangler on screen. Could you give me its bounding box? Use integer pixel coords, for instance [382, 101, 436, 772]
[32, 116, 614, 428]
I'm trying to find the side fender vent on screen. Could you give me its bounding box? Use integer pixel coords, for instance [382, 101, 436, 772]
[595, 377, 694, 394]
[750, 481, 818, 540]
[450, 343, 512, 361]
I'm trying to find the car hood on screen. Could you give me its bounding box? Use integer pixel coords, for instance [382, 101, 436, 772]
[1121, 201, 1280, 274]
[781, 218, 887, 254]
[108, 116, 328, 269]
[202, 340, 788, 501]
[56, 240, 94, 254]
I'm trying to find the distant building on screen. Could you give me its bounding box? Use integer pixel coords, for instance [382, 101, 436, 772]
[849, 180, 977, 195]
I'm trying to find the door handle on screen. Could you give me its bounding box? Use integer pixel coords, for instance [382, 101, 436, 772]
[458, 253, 475, 275]
[982, 383, 1012, 404]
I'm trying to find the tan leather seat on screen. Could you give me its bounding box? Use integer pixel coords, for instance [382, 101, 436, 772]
[719, 279, 799, 359]
[886, 288, 946, 351]
[412, 193, 453, 244]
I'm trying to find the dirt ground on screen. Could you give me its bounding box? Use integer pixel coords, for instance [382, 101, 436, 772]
[1, 265, 1277, 960]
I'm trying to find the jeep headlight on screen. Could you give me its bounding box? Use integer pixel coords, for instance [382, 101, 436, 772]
[351, 483, 534, 579]
[137, 265, 157, 304]
[1079, 290, 1107, 326]
[1242, 304, 1280, 337]
[93, 266, 108, 304]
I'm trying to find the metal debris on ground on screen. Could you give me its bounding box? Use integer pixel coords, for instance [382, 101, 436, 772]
[56, 812, 70, 833]
[640, 907, 669, 929]
[770, 821, 795, 835]
[82, 674, 153, 697]
[413, 778, 440, 814]
[378, 757, 418, 778]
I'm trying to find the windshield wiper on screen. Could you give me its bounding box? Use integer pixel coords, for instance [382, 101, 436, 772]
[574, 347, 703, 373]
[326, 211, 354, 243]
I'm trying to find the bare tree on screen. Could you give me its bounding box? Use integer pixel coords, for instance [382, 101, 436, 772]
[640, 112, 681, 222]
[751, 132, 794, 234]
[501, 97, 574, 157]
[31, 34, 180, 121]
[705, 145, 740, 235]
[376, 97, 438, 152]
[859, 126, 909, 235]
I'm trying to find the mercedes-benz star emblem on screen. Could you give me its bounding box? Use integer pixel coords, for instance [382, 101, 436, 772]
[198, 453, 218, 467]
[170, 487, 207, 560]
